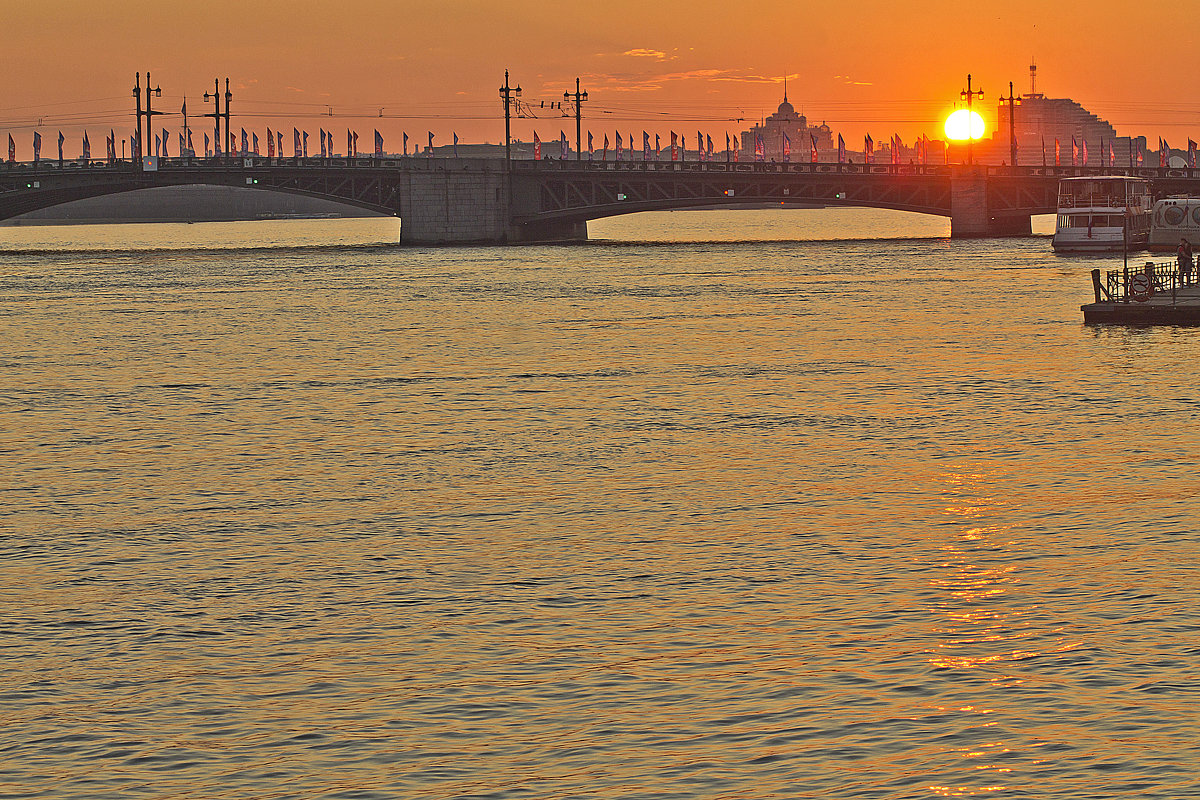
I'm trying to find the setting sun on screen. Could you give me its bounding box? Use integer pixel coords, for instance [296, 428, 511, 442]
[944, 109, 986, 141]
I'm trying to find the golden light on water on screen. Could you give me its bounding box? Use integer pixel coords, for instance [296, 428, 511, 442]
[944, 109, 986, 141]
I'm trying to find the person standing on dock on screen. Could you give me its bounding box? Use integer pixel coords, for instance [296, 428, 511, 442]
[1177, 238, 1193, 285]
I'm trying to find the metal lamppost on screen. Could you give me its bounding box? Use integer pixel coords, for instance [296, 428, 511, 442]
[133, 72, 162, 167]
[565, 78, 588, 161]
[1005, 81, 1019, 168]
[203, 79, 222, 157]
[960, 74, 983, 165]
[223, 79, 231, 157]
[500, 70, 521, 166]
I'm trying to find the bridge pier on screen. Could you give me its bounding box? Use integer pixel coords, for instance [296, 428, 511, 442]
[396, 157, 587, 245]
[949, 165, 1032, 238]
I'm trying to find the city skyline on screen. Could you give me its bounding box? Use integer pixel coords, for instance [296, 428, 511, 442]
[4, 1, 1197, 153]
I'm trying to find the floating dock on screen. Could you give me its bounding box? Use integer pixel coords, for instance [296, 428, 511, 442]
[1082, 263, 1200, 325]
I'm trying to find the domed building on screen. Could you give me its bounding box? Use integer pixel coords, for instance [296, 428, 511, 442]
[740, 92, 835, 161]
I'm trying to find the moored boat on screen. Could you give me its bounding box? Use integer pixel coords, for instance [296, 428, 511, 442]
[1052, 175, 1151, 252]
[1148, 196, 1200, 252]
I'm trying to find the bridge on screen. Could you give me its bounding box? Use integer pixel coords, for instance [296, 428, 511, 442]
[4, 155, 1199, 244]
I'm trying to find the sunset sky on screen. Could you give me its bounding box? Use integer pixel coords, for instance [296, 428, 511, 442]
[4, 1, 1197, 155]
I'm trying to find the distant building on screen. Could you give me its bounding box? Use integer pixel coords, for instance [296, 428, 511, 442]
[740, 93, 835, 161]
[980, 63, 1143, 166]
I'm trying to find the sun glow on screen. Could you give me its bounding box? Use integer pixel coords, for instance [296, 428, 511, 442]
[944, 109, 986, 141]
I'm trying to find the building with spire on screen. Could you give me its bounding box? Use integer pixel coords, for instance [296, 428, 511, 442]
[740, 82, 836, 161]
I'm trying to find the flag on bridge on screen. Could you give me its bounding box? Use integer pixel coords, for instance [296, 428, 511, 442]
[1160, 138, 1168, 167]
[1082, 138, 1088, 166]
[726, 132, 730, 160]
[267, 128, 274, 158]
[8, 134, 16, 163]
[32, 131, 41, 163]
[214, 126, 221, 157]
[108, 130, 116, 162]
[57, 131, 64, 163]
[837, 133, 845, 164]
[754, 133, 763, 162]
[276, 130, 282, 159]
[533, 131, 541, 160]
[240, 128, 248, 157]
[320, 129, 326, 158]
[302, 131, 309, 158]
[707, 134, 713, 162]
[655, 133, 660, 161]
[615, 131, 622, 160]
[588, 131, 593, 160]
[352, 130, 359, 158]
[375, 130, 383, 157]
[1071, 137, 1078, 167]
[204, 132, 210, 158]
[179, 131, 185, 155]
[733, 133, 740, 162]
[891, 134, 900, 166]
[453, 132, 459, 158]
[643, 131, 650, 161]
[82, 131, 90, 161]
[1189, 139, 1197, 168]
[560, 130, 568, 160]
[251, 132, 258, 156]
[864, 134, 873, 164]
[1109, 140, 1116, 168]
[811, 134, 818, 164]
[602, 133, 609, 161]
[427, 131, 433, 156]
[154, 133, 160, 158]
[1136, 144, 1143, 165]
[1054, 138, 1060, 166]
[680, 133, 685, 161]
[403, 132, 409, 156]
[671, 131, 678, 162]
[781, 131, 790, 162]
[697, 131, 703, 162]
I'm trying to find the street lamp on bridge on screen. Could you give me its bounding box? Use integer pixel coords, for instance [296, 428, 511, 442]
[960, 74, 983, 165]
[564, 78, 588, 161]
[133, 72, 162, 168]
[499, 70, 521, 166]
[203, 79, 234, 158]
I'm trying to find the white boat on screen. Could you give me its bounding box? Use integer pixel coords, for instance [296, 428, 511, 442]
[1052, 175, 1151, 252]
[1148, 196, 1200, 252]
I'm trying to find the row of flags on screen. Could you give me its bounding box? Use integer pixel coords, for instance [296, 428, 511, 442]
[4, 127, 399, 162]
[6, 129, 1200, 169]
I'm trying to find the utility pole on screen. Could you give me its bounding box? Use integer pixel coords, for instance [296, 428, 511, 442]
[133, 73, 142, 162]
[1006, 81, 1018, 168]
[224, 79, 232, 157]
[133, 72, 162, 167]
[203, 79, 222, 157]
[960, 74, 983, 165]
[564, 77, 588, 161]
[499, 70, 521, 166]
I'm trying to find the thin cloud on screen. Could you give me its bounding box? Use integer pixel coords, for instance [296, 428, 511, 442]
[624, 48, 667, 60]
[577, 68, 801, 93]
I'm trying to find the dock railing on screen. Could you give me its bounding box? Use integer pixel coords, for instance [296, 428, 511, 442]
[1093, 261, 1186, 304]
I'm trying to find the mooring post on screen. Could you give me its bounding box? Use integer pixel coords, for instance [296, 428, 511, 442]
[1123, 265, 1130, 302]
[1091, 268, 1102, 304]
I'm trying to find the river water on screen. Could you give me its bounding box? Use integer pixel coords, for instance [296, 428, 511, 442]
[2, 210, 1197, 799]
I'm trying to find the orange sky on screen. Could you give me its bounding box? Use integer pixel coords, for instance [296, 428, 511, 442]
[4, 1, 1197, 155]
